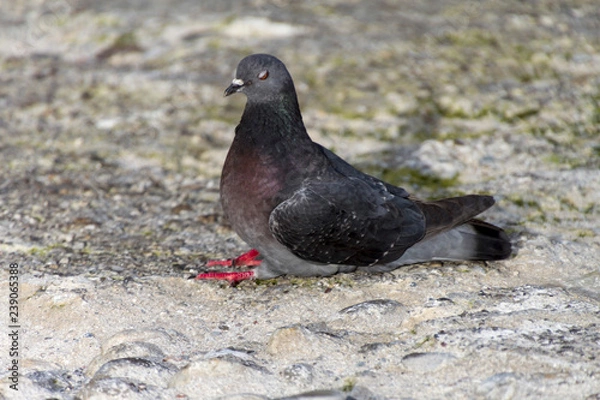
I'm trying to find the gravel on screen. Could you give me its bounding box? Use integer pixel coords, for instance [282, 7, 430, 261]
[1, 0, 599, 399]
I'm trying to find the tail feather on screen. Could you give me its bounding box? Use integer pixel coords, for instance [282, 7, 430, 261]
[384, 219, 511, 268]
[413, 195, 496, 239]
[466, 219, 512, 260]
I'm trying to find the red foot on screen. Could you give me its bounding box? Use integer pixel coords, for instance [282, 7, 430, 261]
[194, 270, 255, 285]
[198, 250, 261, 285]
[206, 249, 262, 268]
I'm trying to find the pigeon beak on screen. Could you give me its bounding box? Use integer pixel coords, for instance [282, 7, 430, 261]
[224, 78, 246, 97]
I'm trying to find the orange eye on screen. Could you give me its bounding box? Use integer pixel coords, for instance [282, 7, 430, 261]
[258, 70, 269, 80]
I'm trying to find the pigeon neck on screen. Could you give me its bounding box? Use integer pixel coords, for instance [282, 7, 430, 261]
[237, 94, 312, 149]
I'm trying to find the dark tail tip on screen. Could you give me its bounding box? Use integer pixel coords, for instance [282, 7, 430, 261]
[470, 219, 512, 260]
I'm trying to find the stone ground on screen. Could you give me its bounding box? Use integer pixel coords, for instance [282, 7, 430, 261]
[1, 0, 599, 399]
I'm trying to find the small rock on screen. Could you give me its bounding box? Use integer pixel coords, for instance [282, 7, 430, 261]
[348, 385, 384, 400]
[329, 299, 407, 334]
[92, 357, 178, 387]
[170, 355, 272, 398]
[401, 352, 457, 372]
[100, 328, 191, 359]
[88, 341, 166, 377]
[338, 299, 403, 315]
[266, 325, 346, 361]
[26, 369, 85, 394]
[281, 363, 314, 384]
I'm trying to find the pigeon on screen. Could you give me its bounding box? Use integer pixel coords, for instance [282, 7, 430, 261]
[196, 54, 511, 284]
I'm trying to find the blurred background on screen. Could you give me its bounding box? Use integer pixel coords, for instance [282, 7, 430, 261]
[1, 0, 598, 277]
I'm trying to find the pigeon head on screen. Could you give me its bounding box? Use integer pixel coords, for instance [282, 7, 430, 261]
[224, 54, 296, 102]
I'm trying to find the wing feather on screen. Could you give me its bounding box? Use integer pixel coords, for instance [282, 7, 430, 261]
[269, 177, 426, 266]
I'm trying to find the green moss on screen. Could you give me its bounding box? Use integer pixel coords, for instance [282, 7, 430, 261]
[436, 129, 488, 141]
[287, 277, 320, 287]
[206, 38, 222, 50]
[152, 250, 164, 257]
[508, 195, 541, 210]
[327, 103, 375, 120]
[577, 230, 595, 238]
[508, 196, 547, 223]
[28, 243, 70, 258]
[26, 287, 47, 301]
[331, 55, 357, 69]
[591, 96, 600, 126]
[95, 14, 121, 28]
[513, 44, 534, 61]
[96, 31, 142, 59]
[330, 274, 356, 288]
[28, 247, 48, 257]
[506, 106, 540, 121]
[112, 31, 140, 50]
[415, 335, 433, 348]
[583, 204, 596, 215]
[313, 4, 337, 17]
[341, 377, 357, 392]
[253, 278, 279, 287]
[559, 197, 579, 212]
[218, 14, 238, 27]
[302, 69, 321, 89]
[543, 153, 581, 168]
[543, 153, 562, 165]
[437, 29, 500, 48]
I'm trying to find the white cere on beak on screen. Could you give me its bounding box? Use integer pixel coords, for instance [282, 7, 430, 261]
[232, 78, 245, 86]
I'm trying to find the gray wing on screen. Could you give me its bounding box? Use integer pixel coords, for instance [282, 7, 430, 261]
[268, 176, 426, 266]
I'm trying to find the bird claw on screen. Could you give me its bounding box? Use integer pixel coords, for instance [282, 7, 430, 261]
[206, 249, 262, 268]
[195, 249, 261, 285]
[193, 270, 255, 286]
